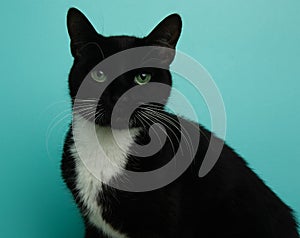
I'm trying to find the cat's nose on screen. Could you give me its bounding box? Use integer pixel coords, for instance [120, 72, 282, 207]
[111, 95, 119, 104]
[112, 95, 128, 104]
[110, 95, 130, 117]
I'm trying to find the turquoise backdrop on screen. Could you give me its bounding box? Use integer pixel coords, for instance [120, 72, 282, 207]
[1, 0, 299, 237]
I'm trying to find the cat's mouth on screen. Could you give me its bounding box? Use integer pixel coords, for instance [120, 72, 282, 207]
[73, 101, 162, 129]
[72, 99, 135, 129]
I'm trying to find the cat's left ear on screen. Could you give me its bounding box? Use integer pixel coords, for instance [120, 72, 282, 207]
[145, 14, 182, 64]
[67, 8, 99, 57]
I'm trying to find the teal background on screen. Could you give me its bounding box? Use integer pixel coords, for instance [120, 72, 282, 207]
[1, 0, 299, 237]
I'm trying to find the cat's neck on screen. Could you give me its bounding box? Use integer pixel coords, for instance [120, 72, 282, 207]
[71, 114, 141, 184]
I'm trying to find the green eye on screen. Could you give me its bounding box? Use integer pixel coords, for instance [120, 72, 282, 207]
[91, 70, 107, 83]
[134, 73, 151, 85]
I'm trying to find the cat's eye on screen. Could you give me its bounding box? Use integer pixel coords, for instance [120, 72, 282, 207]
[134, 73, 151, 85]
[91, 70, 107, 83]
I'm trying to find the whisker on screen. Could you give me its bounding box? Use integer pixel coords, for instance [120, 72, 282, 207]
[142, 104, 210, 144]
[135, 113, 146, 130]
[137, 112, 166, 153]
[142, 108, 195, 156]
[140, 111, 176, 156]
[45, 111, 72, 160]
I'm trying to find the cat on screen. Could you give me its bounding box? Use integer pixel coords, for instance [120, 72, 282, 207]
[61, 7, 299, 238]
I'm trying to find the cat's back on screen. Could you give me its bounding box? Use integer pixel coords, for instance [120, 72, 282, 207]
[182, 141, 299, 238]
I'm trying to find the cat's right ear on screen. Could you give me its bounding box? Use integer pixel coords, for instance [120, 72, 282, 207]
[146, 14, 182, 49]
[67, 8, 98, 57]
[145, 14, 182, 65]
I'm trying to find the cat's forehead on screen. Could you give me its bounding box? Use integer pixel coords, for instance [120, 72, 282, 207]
[100, 35, 143, 56]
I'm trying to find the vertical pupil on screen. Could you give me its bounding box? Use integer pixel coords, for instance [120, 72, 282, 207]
[140, 74, 146, 80]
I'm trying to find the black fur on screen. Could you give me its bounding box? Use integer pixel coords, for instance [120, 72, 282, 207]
[61, 8, 299, 238]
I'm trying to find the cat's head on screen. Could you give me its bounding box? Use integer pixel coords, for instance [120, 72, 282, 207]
[67, 8, 182, 129]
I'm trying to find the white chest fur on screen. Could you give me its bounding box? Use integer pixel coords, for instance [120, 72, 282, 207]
[70, 115, 139, 238]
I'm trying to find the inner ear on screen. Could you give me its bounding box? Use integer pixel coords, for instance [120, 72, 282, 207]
[146, 14, 182, 49]
[67, 8, 99, 57]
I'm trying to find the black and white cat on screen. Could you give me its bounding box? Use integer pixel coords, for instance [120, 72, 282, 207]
[61, 8, 299, 238]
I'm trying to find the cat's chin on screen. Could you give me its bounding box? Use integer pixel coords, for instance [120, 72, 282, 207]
[74, 113, 137, 130]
